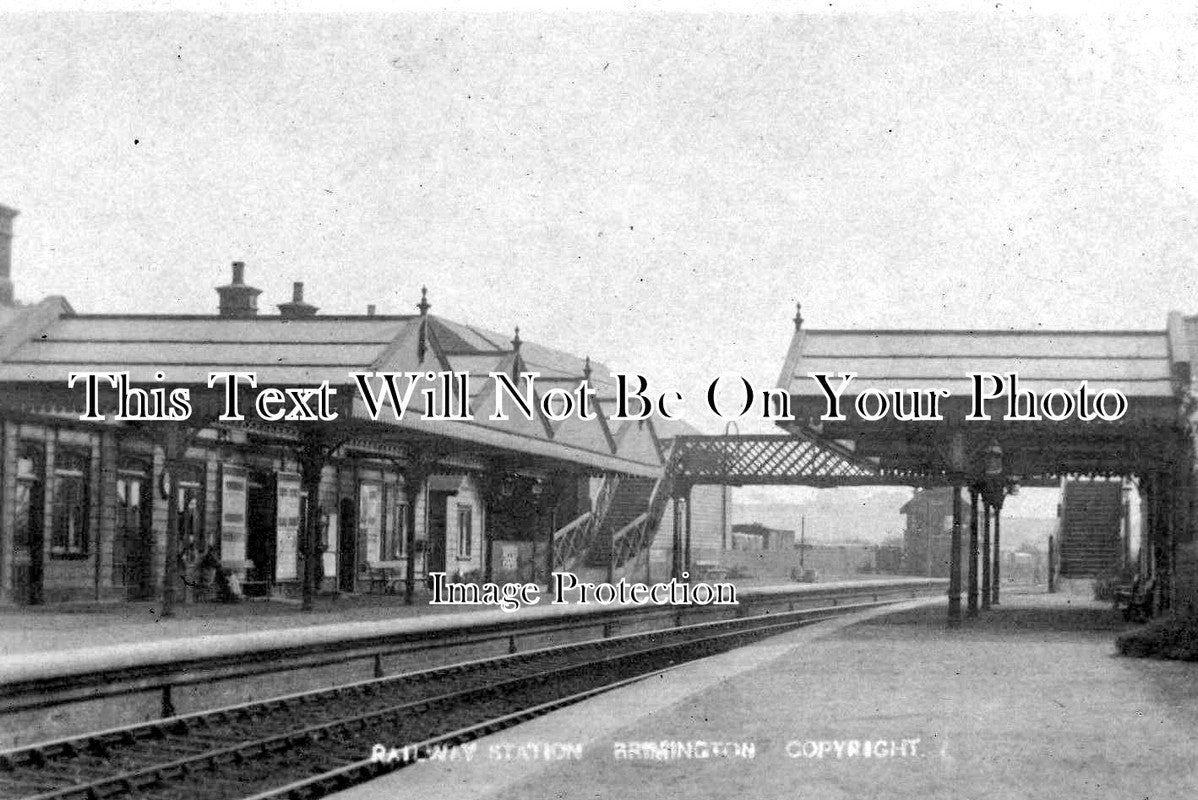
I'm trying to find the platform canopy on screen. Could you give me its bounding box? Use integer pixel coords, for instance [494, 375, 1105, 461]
[774, 312, 1191, 485]
[0, 296, 663, 478]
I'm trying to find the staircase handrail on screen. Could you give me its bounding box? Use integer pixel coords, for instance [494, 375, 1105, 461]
[611, 511, 650, 549]
[611, 441, 680, 569]
[552, 511, 592, 545]
[554, 473, 622, 570]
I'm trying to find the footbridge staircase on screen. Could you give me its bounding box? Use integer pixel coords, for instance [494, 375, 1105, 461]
[549, 433, 879, 580]
[1057, 480, 1127, 578]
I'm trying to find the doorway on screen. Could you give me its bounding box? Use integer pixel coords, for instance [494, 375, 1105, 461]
[14, 444, 45, 605]
[426, 490, 449, 576]
[114, 459, 153, 599]
[246, 472, 277, 585]
[338, 497, 356, 593]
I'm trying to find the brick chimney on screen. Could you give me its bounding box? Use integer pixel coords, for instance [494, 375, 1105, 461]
[216, 261, 262, 318]
[0, 204, 17, 306]
[277, 281, 318, 318]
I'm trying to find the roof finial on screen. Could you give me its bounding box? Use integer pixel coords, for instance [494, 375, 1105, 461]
[583, 355, 592, 382]
[416, 286, 431, 364]
[793, 302, 804, 331]
[511, 325, 522, 354]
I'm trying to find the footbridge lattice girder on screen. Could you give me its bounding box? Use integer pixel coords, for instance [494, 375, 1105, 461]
[598, 421, 1189, 583]
[602, 433, 883, 581]
[664, 433, 879, 488]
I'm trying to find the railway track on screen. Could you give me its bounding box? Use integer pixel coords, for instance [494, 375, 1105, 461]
[0, 598, 893, 800]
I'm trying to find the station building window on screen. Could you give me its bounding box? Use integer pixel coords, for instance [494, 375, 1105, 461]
[14, 443, 47, 603]
[176, 465, 206, 560]
[380, 483, 408, 562]
[457, 504, 473, 560]
[14, 445, 43, 552]
[50, 449, 90, 558]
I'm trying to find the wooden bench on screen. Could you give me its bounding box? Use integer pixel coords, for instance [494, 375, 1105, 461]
[1113, 576, 1156, 623]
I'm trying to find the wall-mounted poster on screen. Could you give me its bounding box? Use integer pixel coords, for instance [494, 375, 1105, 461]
[276, 473, 301, 581]
[359, 482, 382, 567]
[501, 544, 519, 572]
[323, 512, 338, 579]
[220, 465, 247, 567]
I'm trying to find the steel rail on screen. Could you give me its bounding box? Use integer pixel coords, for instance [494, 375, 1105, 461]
[242, 667, 673, 800]
[241, 614, 836, 800]
[0, 579, 945, 738]
[0, 596, 877, 775]
[0, 596, 912, 800]
[20, 615, 811, 800]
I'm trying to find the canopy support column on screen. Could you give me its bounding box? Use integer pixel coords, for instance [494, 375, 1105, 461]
[159, 423, 185, 619]
[401, 454, 439, 606]
[671, 490, 684, 581]
[297, 426, 333, 613]
[151, 416, 217, 618]
[981, 497, 991, 612]
[992, 495, 1002, 606]
[683, 485, 693, 579]
[967, 486, 980, 617]
[948, 485, 963, 627]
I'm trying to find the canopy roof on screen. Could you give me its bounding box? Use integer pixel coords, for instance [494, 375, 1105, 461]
[0, 298, 662, 477]
[779, 328, 1175, 401]
[775, 320, 1189, 483]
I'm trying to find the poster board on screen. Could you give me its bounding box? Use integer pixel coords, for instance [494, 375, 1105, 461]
[359, 482, 382, 567]
[220, 465, 247, 567]
[275, 472, 301, 581]
[323, 512, 338, 578]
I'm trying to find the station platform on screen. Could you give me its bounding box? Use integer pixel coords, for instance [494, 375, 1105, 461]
[337, 590, 1198, 800]
[0, 574, 920, 656]
[0, 592, 469, 655]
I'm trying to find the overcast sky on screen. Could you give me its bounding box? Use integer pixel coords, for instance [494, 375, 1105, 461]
[1, 8, 1186, 520]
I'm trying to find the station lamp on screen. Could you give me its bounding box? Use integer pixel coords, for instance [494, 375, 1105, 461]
[985, 440, 1004, 478]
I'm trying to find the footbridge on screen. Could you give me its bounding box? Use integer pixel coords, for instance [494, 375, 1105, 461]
[580, 308, 1197, 627]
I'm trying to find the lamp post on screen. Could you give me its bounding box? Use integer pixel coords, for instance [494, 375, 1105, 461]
[800, 515, 806, 572]
[983, 441, 1004, 607]
[947, 432, 967, 627]
[979, 440, 1003, 612]
[721, 421, 738, 552]
[925, 493, 933, 577]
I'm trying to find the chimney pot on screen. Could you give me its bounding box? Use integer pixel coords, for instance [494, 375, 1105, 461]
[0, 204, 17, 306]
[367, 304, 376, 316]
[277, 278, 318, 319]
[217, 260, 262, 318]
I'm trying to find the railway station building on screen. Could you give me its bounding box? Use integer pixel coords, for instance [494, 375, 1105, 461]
[0, 204, 681, 607]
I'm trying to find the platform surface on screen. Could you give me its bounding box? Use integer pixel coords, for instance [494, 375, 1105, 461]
[0, 577, 932, 660]
[335, 591, 1198, 800]
[0, 593, 480, 656]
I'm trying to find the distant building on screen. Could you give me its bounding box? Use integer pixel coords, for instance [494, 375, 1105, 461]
[717, 533, 895, 582]
[875, 543, 904, 575]
[900, 488, 972, 578]
[730, 523, 794, 551]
